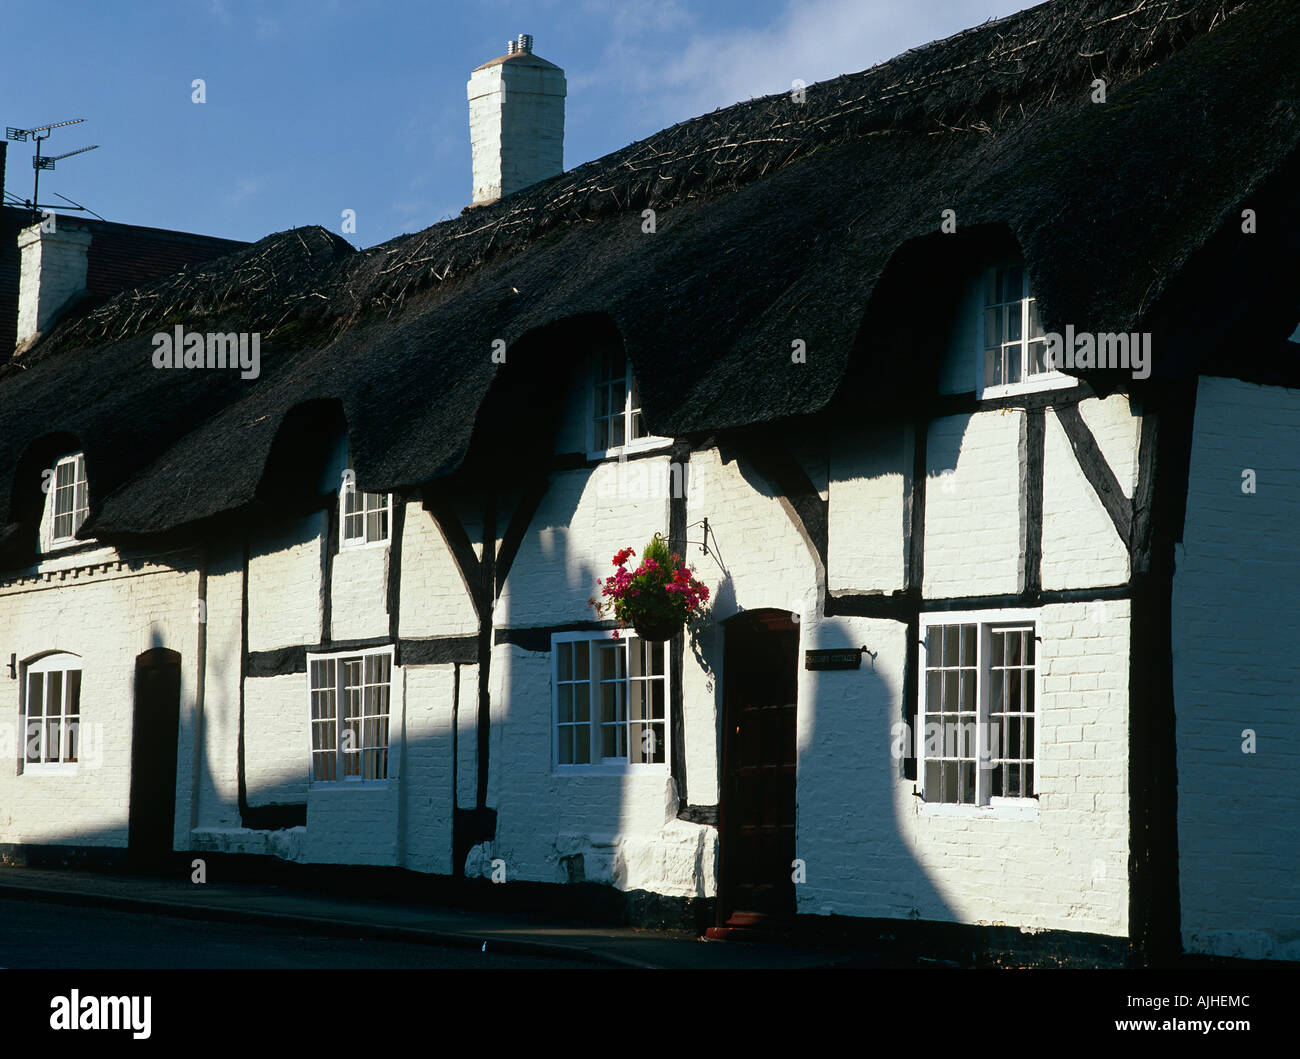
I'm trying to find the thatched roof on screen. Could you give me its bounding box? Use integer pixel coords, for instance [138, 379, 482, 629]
[1, 0, 1298, 548]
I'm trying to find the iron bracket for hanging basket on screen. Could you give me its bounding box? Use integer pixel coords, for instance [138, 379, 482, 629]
[685, 517, 715, 559]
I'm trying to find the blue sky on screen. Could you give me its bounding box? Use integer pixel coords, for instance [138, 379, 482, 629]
[1, 0, 1034, 248]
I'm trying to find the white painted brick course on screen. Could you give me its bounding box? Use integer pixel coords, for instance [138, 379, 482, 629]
[1174, 376, 1300, 961]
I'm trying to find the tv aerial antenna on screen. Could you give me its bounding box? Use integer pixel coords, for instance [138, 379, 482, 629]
[4, 118, 101, 220]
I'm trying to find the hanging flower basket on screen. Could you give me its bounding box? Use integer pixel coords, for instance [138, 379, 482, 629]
[588, 534, 710, 642]
[631, 613, 683, 643]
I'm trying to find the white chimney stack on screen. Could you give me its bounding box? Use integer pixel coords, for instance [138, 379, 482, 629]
[15, 219, 92, 356]
[467, 33, 565, 206]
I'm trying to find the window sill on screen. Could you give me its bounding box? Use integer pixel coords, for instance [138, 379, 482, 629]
[917, 797, 1039, 820]
[22, 763, 79, 776]
[586, 436, 673, 462]
[309, 779, 392, 790]
[553, 764, 670, 777]
[338, 538, 391, 553]
[976, 373, 1077, 402]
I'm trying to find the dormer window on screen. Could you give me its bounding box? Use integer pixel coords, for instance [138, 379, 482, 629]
[589, 349, 669, 458]
[977, 263, 1074, 399]
[47, 452, 89, 549]
[340, 470, 391, 548]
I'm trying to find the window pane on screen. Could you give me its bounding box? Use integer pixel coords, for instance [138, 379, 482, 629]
[67, 669, 81, 713]
[942, 626, 958, 665]
[27, 672, 43, 718]
[1027, 298, 1043, 339]
[943, 761, 957, 802]
[984, 307, 1000, 347]
[557, 684, 573, 723]
[925, 761, 942, 802]
[575, 642, 589, 681]
[1004, 266, 1023, 303]
[960, 761, 975, 804]
[557, 643, 572, 682]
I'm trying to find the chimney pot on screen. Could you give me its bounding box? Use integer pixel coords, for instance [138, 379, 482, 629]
[516, 34, 533, 54]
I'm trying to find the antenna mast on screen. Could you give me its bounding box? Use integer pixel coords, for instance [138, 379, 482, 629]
[4, 118, 100, 220]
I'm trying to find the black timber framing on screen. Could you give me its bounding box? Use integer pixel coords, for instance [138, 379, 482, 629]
[1126, 379, 1195, 966]
[246, 634, 479, 676]
[386, 497, 405, 640]
[494, 476, 549, 599]
[1054, 403, 1132, 545]
[667, 441, 694, 820]
[476, 491, 496, 812]
[900, 418, 928, 780]
[422, 486, 503, 873]
[1023, 409, 1045, 593]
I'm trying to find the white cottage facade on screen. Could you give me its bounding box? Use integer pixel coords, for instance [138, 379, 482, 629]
[1, 0, 1297, 967]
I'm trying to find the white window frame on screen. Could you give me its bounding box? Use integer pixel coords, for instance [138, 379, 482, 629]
[550, 630, 670, 775]
[917, 608, 1040, 815]
[21, 652, 83, 775]
[586, 350, 671, 460]
[306, 644, 395, 785]
[339, 468, 392, 550]
[44, 452, 90, 552]
[975, 263, 1077, 400]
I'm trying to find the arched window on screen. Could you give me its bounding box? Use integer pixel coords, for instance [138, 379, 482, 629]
[22, 652, 82, 770]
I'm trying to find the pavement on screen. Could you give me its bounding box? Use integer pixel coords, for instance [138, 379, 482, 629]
[0, 864, 858, 969]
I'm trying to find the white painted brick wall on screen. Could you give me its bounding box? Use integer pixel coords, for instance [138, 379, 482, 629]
[243, 674, 309, 805]
[495, 463, 668, 629]
[194, 544, 244, 832]
[1041, 397, 1135, 590]
[400, 663, 456, 874]
[0, 554, 201, 850]
[795, 606, 1129, 936]
[1174, 376, 1300, 961]
[827, 423, 906, 593]
[475, 645, 714, 897]
[247, 514, 323, 651]
[923, 412, 1022, 597]
[398, 501, 477, 637]
[330, 542, 389, 642]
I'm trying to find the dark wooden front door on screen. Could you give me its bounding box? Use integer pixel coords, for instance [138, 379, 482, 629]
[128, 648, 181, 865]
[719, 609, 799, 924]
